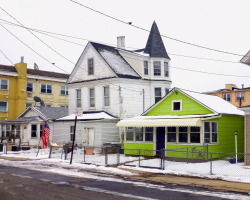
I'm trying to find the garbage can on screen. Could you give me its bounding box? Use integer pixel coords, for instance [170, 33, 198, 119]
[230, 158, 236, 164]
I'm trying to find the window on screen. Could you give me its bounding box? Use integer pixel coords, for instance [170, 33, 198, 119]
[88, 58, 94, 75]
[89, 88, 95, 107]
[26, 103, 32, 108]
[6, 125, 10, 137]
[60, 86, 68, 95]
[223, 93, 231, 101]
[31, 124, 37, 138]
[153, 61, 161, 76]
[135, 127, 143, 141]
[125, 127, 154, 142]
[15, 125, 21, 138]
[0, 101, 7, 112]
[60, 105, 68, 108]
[155, 88, 162, 103]
[172, 100, 182, 111]
[70, 126, 75, 141]
[0, 79, 8, 90]
[1, 125, 6, 137]
[40, 124, 43, 138]
[236, 93, 244, 101]
[204, 122, 218, 143]
[104, 86, 110, 107]
[167, 127, 176, 142]
[41, 84, 52, 94]
[26, 82, 33, 92]
[76, 89, 81, 108]
[166, 127, 200, 144]
[164, 62, 169, 77]
[144, 61, 148, 75]
[126, 127, 134, 141]
[179, 127, 188, 143]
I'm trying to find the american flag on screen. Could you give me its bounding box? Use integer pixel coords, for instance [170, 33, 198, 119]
[43, 123, 50, 139]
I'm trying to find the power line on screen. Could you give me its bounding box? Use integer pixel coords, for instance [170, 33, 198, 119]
[68, 0, 245, 57]
[0, 49, 13, 65]
[0, 18, 242, 64]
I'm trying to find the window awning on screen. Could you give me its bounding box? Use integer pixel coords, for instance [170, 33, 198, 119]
[117, 118, 202, 127]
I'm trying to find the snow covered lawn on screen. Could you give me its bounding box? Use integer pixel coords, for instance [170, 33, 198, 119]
[1, 148, 250, 183]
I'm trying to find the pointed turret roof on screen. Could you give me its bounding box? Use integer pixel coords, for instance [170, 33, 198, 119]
[144, 21, 170, 59]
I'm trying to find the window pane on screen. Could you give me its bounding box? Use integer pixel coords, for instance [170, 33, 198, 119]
[135, 127, 143, 141]
[1, 79, 8, 90]
[90, 88, 94, 97]
[190, 133, 200, 143]
[212, 133, 217, 142]
[167, 133, 176, 142]
[155, 88, 161, 103]
[27, 82, 33, 92]
[88, 58, 94, 75]
[164, 62, 169, 77]
[212, 122, 217, 132]
[31, 124, 37, 138]
[144, 61, 148, 75]
[104, 87, 110, 106]
[41, 84, 46, 93]
[0, 101, 7, 111]
[179, 133, 187, 143]
[47, 85, 52, 93]
[179, 127, 188, 132]
[167, 127, 176, 132]
[190, 127, 200, 132]
[173, 102, 181, 111]
[153, 61, 161, 76]
[145, 127, 154, 142]
[204, 122, 210, 132]
[204, 133, 210, 143]
[126, 127, 134, 141]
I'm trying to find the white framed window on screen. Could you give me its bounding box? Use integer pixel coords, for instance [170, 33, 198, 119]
[204, 122, 218, 143]
[153, 61, 161, 76]
[166, 127, 201, 144]
[223, 93, 231, 101]
[125, 127, 154, 142]
[89, 88, 95, 108]
[60, 86, 68, 95]
[0, 101, 7, 112]
[144, 61, 149, 75]
[0, 79, 8, 90]
[104, 86, 110, 107]
[26, 82, 33, 92]
[154, 88, 162, 103]
[76, 89, 81, 108]
[41, 84, 52, 94]
[172, 100, 182, 111]
[88, 58, 94, 75]
[236, 92, 244, 101]
[70, 126, 75, 141]
[164, 62, 169, 77]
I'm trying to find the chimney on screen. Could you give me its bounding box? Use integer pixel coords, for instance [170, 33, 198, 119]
[21, 56, 24, 63]
[225, 84, 237, 90]
[117, 36, 125, 49]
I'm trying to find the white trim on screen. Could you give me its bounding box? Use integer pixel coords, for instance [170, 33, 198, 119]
[172, 100, 182, 112]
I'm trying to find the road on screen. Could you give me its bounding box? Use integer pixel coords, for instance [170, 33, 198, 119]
[1, 165, 248, 200]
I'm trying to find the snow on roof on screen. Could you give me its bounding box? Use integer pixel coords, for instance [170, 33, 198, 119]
[180, 89, 244, 116]
[99, 49, 139, 78]
[56, 111, 118, 121]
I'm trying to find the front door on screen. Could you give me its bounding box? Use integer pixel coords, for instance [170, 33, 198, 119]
[156, 127, 165, 156]
[87, 128, 95, 146]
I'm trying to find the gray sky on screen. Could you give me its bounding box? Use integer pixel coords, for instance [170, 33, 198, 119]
[0, 0, 250, 92]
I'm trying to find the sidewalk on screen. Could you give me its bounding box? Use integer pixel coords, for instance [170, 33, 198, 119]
[1, 155, 250, 194]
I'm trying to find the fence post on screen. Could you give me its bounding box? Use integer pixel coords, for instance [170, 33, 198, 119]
[105, 146, 108, 166]
[48, 146, 52, 158]
[210, 153, 213, 175]
[186, 147, 189, 163]
[161, 148, 165, 170]
[138, 149, 141, 167]
[206, 144, 209, 160]
[116, 147, 120, 166]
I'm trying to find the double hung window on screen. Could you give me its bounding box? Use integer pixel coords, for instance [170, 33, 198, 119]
[89, 88, 95, 107]
[104, 86, 110, 107]
[204, 122, 218, 143]
[153, 61, 161, 76]
[155, 88, 162, 103]
[0, 101, 7, 112]
[41, 84, 52, 94]
[144, 61, 149, 75]
[0, 79, 8, 90]
[88, 58, 94, 75]
[76, 89, 81, 108]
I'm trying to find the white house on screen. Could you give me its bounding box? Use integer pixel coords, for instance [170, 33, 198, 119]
[62, 21, 172, 147]
[67, 21, 172, 119]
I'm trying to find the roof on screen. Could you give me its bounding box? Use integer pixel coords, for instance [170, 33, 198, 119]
[0, 116, 42, 124]
[19, 106, 68, 121]
[90, 42, 140, 79]
[143, 88, 244, 116]
[206, 87, 250, 93]
[143, 21, 170, 59]
[240, 50, 250, 65]
[55, 111, 119, 121]
[0, 64, 69, 79]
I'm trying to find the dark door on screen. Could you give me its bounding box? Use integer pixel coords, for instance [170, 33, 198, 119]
[156, 127, 165, 156]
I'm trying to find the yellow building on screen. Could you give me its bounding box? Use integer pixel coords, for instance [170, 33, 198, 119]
[205, 84, 250, 107]
[0, 60, 69, 121]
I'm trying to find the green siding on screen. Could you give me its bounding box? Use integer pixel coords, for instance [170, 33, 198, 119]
[124, 143, 154, 156]
[146, 91, 213, 116]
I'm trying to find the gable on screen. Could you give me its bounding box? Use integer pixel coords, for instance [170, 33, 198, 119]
[67, 43, 118, 83]
[145, 91, 213, 116]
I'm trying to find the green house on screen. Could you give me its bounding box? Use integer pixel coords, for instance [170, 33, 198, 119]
[117, 88, 244, 159]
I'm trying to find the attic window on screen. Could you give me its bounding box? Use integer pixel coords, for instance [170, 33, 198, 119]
[88, 58, 94, 75]
[172, 100, 182, 111]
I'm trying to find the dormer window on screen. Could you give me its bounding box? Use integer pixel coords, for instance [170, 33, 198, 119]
[144, 61, 148, 75]
[88, 58, 94, 75]
[153, 61, 161, 76]
[172, 100, 182, 111]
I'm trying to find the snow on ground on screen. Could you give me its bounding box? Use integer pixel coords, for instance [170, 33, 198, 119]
[1, 148, 250, 184]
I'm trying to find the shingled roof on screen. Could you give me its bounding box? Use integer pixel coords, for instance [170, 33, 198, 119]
[90, 42, 140, 79]
[0, 64, 69, 79]
[144, 21, 170, 59]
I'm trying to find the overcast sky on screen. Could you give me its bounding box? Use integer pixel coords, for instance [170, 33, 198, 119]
[0, 0, 250, 92]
